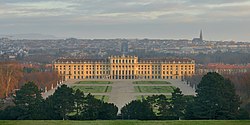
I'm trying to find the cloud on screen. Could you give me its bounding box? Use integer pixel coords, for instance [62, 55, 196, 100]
[1, 0, 250, 22]
[0, 0, 250, 41]
[0, 1, 77, 17]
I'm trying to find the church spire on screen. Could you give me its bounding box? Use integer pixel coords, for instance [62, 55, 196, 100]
[200, 29, 203, 41]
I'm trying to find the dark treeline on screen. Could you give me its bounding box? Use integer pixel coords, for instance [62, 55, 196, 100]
[0, 72, 249, 120]
[0, 82, 118, 120]
[120, 88, 191, 120]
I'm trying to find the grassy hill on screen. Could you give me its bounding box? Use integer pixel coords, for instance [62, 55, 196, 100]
[0, 120, 249, 125]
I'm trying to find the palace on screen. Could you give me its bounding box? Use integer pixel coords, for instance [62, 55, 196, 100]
[53, 55, 195, 80]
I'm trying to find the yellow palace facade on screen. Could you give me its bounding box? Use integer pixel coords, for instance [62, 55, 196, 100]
[53, 55, 195, 80]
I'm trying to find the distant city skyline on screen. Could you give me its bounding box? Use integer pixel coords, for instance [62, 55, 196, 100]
[0, 0, 250, 41]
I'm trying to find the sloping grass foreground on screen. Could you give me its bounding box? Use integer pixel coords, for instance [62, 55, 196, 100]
[0, 120, 249, 125]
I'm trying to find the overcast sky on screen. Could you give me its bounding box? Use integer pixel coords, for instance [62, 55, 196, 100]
[0, 0, 250, 41]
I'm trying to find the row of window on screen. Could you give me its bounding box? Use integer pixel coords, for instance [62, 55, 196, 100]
[138, 71, 192, 74]
[55, 65, 194, 69]
[138, 67, 194, 70]
[56, 65, 110, 68]
[61, 70, 193, 75]
[139, 65, 194, 68]
[56, 64, 194, 67]
[58, 68, 194, 71]
[112, 70, 134, 75]
[59, 71, 110, 75]
[68, 75, 182, 80]
[112, 59, 135, 64]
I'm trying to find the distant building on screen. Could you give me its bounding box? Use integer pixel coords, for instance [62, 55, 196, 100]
[53, 55, 195, 80]
[192, 30, 203, 43]
[121, 41, 129, 54]
[197, 63, 250, 75]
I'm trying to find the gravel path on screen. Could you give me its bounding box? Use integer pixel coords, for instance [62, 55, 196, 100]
[108, 80, 135, 114]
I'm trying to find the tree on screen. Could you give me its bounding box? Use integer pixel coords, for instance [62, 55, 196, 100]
[76, 93, 118, 120]
[0, 106, 24, 120]
[146, 95, 171, 119]
[20, 71, 60, 92]
[0, 62, 23, 98]
[146, 90, 187, 120]
[74, 89, 85, 118]
[186, 72, 242, 119]
[46, 84, 74, 120]
[14, 81, 44, 119]
[169, 88, 186, 119]
[98, 102, 118, 120]
[121, 100, 155, 120]
[80, 94, 102, 120]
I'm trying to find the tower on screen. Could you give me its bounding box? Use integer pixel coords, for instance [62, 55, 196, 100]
[121, 41, 128, 54]
[200, 29, 203, 41]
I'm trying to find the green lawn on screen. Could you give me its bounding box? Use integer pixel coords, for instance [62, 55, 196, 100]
[94, 95, 109, 102]
[133, 81, 171, 84]
[72, 86, 112, 93]
[76, 81, 112, 84]
[1, 120, 249, 125]
[135, 86, 176, 93]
